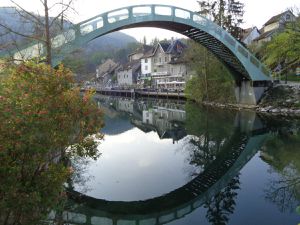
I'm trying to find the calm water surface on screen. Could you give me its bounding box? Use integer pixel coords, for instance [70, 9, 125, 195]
[67, 95, 300, 225]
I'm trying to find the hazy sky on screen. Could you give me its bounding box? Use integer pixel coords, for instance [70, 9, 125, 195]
[1, 0, 299, 42]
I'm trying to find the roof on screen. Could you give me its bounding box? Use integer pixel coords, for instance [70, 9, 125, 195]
[264, 10, 293, 26]
[165, 39, 187, 54]
[128, 45, 154, 57]
[97, 59, 118, 77]
[240, 27, 259, 42]
[253, 30, 275, 41]
[159, 42, 170, 52]
[119, 59, 141, 72]
[151, 39, 187, 57]
[141, 48, 155, 59]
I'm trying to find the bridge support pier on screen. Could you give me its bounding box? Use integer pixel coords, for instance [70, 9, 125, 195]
[235, 80, 270, 105]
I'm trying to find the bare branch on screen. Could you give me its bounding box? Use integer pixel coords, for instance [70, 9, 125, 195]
[49, 0, 75, 28]
[48, 1, 75, 11]
[0, 23, 45, 43]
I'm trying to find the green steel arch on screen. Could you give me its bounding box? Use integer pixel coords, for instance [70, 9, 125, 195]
[9, 4, 271, 82]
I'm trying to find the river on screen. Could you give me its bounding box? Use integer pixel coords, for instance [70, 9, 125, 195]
[62, 95, 300, 225]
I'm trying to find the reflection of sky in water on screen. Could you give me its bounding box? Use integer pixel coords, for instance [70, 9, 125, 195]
[75, 127, 197, 201]
[71, 98, 300, 225]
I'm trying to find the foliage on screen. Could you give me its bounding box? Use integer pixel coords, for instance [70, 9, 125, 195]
[262, 18, 300, 73]
[259, 85, 300, 109]
[204, 176, 240, 225]
[0, 62, 104, 224]
[184, 102, 236, 170]
[197, 0, 244, 39]
[184, 40, 235, 104]
[261, 122, 300, 213]
[62, 42, 141, 76]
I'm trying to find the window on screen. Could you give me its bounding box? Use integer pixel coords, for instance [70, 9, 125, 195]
[286, 14, 291, 21]
[165, 56, 167, 62]
[145, 65, 148, 70]
[154, 58, 157, 63]
[145, 58, 148, 63]
[159, 57, 161, 63]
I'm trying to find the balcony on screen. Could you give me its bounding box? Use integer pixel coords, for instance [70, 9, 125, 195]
[152, 71, 169, 77]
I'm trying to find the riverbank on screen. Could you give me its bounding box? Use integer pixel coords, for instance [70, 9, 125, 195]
[202, 83, 300, 117]
[83, 83, 300, 117]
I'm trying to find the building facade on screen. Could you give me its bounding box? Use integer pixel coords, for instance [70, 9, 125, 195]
[117, 60, 141, 87]
[254, 10, 296, 45]
[95, 59, 119, 88]
[149, 39, 188, 90]
[241, 27, 260, 46]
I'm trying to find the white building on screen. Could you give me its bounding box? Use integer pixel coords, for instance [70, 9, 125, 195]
[117, 60, 141, 87]
[241, 27, 260, 46]
[141, 56, 152, 76]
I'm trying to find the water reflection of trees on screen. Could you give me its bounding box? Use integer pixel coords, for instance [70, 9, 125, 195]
[184, 103, 236, 171]
[184, 103, 241, 225]
[261, 120, 300, 212]
[205, 176, 240, 225]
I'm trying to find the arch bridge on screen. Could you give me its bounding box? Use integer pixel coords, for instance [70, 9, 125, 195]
[7, 5, 272, 104]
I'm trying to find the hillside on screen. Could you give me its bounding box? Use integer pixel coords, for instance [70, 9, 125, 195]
[0, 6, 137, 71]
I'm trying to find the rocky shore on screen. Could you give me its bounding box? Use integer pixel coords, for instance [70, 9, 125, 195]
[202, 84, 300, 117]
[257, 84, 300, 116]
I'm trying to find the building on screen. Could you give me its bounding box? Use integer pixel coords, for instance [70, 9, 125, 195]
[140, 49, 154, 86]
[116, 45, 153, 88]
[254, 10, 296, 45]
[141, 106, 186, 142]
[128, 45, 153, 62]
[140, 39, 189, 90]
[95, 59, 119, 88]
[241, 27, 260, 46]
[117, 60, 141, 88]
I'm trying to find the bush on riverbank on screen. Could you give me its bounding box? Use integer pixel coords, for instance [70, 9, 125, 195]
[0, 62, 104, 224]
[184, 40, 236, 104]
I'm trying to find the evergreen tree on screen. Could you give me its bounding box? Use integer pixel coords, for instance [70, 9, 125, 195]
[197, 0, 244, 39]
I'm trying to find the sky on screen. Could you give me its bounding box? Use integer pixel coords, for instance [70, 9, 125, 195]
[0, 0, 299, 43]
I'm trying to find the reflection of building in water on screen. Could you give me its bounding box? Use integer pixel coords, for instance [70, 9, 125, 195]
[117, 99, 134, 114]
[140, 106, 186, 142]
[94, 95, 187, 141]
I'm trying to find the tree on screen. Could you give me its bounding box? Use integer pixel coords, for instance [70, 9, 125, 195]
[261, 125, 300, 213]
[0, 0, 75, 65]
[205, 176, 240, 225]
[184, 39, 235, 104]
[150, 37, 160, 46]
[0, 62, 104, 224]
[263, 17, 300, 73]
[197, 0, 244, 39]
[143, 36, 147, 45]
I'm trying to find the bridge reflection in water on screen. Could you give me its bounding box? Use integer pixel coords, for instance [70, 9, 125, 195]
[49, 96, 271, 225]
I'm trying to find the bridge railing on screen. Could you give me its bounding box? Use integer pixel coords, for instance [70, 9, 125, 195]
[4, 4, 271, 79]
